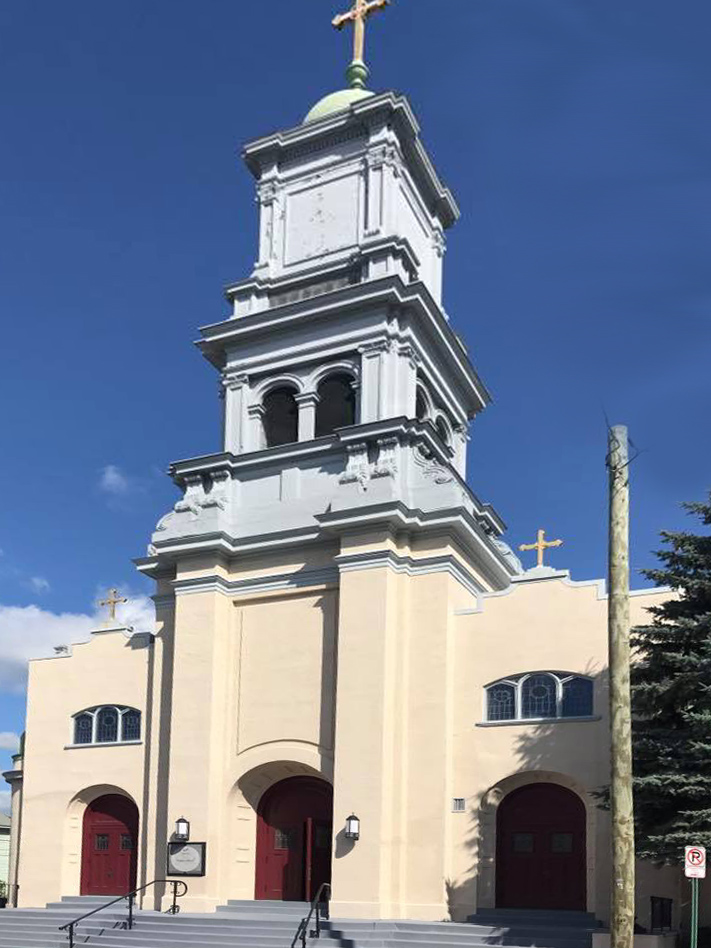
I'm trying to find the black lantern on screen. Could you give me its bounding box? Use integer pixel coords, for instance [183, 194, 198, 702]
[175, 817, 190, 841]
[345, 814, 360, 841]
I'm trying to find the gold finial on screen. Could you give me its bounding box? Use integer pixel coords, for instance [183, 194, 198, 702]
[519, 529, 564, 568]
[99, 587, 128, 624]
[333, 0, 390, 86]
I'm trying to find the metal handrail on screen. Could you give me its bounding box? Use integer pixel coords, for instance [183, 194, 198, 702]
[58, 879, 188, 947]
[293, 882, 331, 947]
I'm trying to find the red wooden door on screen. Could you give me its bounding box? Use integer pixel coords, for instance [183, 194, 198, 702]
[496, 784, 586, 910]
[81, 795, 139, 896]
[255, 777, 333, 902]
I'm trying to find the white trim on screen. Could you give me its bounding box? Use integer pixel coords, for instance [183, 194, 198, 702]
[476, 716, 602, 729]
[455, 574, 672, 615]
[336, 549, 484, 598]
[253, 374, 304, 399]
[64, 741, 143, 749]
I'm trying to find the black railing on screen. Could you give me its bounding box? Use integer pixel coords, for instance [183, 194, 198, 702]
[59, 879, 188, 947]
[293, 882, 331, 948]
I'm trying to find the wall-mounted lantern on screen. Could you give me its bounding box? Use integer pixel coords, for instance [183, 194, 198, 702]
[345, 814, 360, 841]
[174, 817, 191, 841]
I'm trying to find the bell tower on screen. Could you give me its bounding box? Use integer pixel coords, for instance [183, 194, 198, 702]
[136, 45, 522, 919]
[141, 89, 518, 579]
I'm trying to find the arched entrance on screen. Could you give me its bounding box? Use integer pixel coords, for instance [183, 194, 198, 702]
[496, 783, 586, 910]
[80, 794, 138, 896]
[255, 776, 333, 902]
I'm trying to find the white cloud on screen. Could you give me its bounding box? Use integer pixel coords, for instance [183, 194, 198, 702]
[0, 791, 10, 816]
[99, 465, 131, 495]
[0, 733, 19, 751]
[28, 577, 50, 594]
[0, 594, 155, 694]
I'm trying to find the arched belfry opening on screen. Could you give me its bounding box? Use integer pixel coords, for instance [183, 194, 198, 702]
[263, 387, 299, 447]
[315, 374, 356, 438]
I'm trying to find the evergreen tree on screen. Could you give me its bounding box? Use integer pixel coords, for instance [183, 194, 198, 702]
[631, 494, 711, 863]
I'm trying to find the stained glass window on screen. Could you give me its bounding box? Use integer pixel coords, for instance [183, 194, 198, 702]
[485, 673, 594, 723]
[96, 707, 119, 743]
[487, 684, 516, 721]
[122, 709, 141, 742]
[562, 677, 594, 718]
[521, 674, 557, 719]
[74, 713, 93, 744]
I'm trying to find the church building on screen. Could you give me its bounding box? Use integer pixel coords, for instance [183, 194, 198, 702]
[4, 7, 681, 929]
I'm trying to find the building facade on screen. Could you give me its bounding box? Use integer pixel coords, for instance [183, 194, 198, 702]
[5, 83, 682, 926]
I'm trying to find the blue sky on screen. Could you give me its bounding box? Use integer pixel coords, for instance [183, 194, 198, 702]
[0, 0, 709, 784]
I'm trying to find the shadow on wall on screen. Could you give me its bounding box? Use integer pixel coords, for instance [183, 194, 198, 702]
[444, 663, 608, 924]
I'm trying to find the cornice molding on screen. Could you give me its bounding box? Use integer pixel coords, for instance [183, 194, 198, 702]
[336, 548, 484, 598]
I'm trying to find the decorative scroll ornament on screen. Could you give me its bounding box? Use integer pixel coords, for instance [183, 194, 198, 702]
[413, 444, 454, 485]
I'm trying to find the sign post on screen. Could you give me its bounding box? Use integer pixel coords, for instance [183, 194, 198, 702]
[685, 846, 706, 948]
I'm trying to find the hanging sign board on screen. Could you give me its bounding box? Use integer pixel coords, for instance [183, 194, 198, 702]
[685, 846, 706, 879]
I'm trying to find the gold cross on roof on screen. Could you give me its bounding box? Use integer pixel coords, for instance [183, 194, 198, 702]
[333, 0, 390, 67]
[99, 587, 128, 623]
[519, 529, 563, 568]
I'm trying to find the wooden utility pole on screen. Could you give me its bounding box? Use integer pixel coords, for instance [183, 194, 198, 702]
[608, 425, 635, 948]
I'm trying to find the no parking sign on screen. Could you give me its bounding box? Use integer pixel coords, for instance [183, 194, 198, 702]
[686, 846, 707, 879]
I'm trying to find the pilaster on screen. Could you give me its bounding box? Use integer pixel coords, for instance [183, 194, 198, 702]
[331, 537, 406, 918]
[222, 372, 249, 454]
[295, 392, 319, 442]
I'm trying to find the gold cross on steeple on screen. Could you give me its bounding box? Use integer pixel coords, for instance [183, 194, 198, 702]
[519, 529, 564, 568]
[333, 0, 390, 69]
[99, 587, 128, 624]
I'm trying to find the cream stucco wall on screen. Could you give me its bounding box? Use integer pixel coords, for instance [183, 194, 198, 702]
[449, 574, 680, 926]
[10, 541, 685, 925]
[18, 627, 153, 907]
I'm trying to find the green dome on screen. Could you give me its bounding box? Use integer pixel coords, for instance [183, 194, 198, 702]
[303, 87, 375, 124]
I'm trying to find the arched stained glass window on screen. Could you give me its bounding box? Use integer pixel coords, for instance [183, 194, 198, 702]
[487, 684, 516, 722]
[97, 707, 119, 743]
[74, 713, 93, 745]
[484, 673, 594, 723]
[521, 674, 557, 719]
[121, 709, 141, 742]
[562, 677, 594, 718]
[72, 706, 142, 745]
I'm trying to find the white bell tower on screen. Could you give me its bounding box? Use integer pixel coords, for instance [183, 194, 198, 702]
[139, 70, 521, 595]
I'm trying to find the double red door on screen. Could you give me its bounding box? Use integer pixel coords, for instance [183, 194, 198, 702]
[256, 777, 333, 902]
[81, 794, 139, 896]
[496, 784, 586, 910]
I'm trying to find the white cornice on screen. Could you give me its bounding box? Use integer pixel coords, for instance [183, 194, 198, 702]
[242, 92, 459, 230]
[198, 274, 491, 411]
[155, 566, 339, 603]
[336, 549, 483, 598]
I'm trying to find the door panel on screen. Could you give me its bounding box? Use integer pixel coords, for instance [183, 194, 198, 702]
[255, 777, 333, 902]
[496, 784, 586, 910]
[81, 795, 139, 896]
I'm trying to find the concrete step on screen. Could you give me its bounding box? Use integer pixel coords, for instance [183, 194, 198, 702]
[470, 912, 597, 926]
[0, 901, 606, 948]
